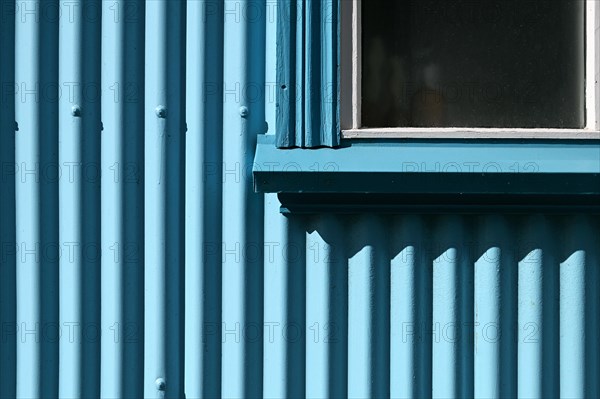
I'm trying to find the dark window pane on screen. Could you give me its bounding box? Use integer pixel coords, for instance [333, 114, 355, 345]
[361, 0, 585, 128]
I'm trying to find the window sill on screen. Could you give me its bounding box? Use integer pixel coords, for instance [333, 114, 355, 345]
[342, 128, 600, 140]
[253, 134, 600, 210]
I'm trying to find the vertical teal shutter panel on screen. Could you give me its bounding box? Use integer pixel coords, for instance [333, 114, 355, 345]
[276, 0, 340, 148]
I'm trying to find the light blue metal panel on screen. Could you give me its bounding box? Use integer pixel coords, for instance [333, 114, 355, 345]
[263, 198, 306, 398]
[305, 215, 347, 399]
[100, 0, 144, 397]
[185, 0, 224, 397]
[58, 0, 101, 396]
[221, 0, 266, 397]
[560, 223, 586, 398]
[3, 0, 600, 397]
[263, 195, 289, 399]
[518, 216, 560, 398]
[390, 216, 432, 398]
[144, 0, 186, 397]
[347, 216, 390, 398]
[432, 217, 474, 398]
[14, 1, 59, 397]
[560, 217, 599, 398]
[474, 216, 516, 398]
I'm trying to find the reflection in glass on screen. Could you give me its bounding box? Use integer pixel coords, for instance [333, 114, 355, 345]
[361, 0, 585, 128]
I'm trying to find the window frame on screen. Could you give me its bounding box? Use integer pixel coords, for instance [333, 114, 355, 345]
[339, 0, 600, 139]
[254, 0, 600, 201]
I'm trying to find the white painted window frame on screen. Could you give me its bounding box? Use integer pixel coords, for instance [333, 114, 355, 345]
[340, 0, 600, 139]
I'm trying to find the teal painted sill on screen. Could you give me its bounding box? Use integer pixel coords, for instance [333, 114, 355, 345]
[253, 134, 600, 211]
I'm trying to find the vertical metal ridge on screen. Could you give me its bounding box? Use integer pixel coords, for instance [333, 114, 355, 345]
[560, 216, 598, 398]
[432, 216, 474, 399]
[518, 215, 560, 398]
[4, 2, 600, 396]
[263, 199, 306, 398]
[584, 216, 600, 399]
[390, 216, 432, 399]
[276, 0, 339, 148]
[0, 0, 16, 396]
[264, 0, 277, 134]
[58, 0, 102, 396]
[305, 215, 347, 399]
[101, 0, 145, 397]
[474, 215, 517, 398]
[221, 0, 265, 396]
[144, 0, 186, 397]
[293, 0, 304, 147]
[347, 215, 390, 398]
[185, 0, 224, 397]
[15, 1, 60, 396]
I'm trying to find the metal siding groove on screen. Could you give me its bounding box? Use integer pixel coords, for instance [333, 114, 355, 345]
[276, 0, 340, 148]
[518, 216, 561, 398]
[474, 215, 517, 398]
[58, 0, 102, 396]
[431, 216, 474, 398]
[144, 0, 186, 397]
[14, 1, 60, 396]
[100, 0, 145, 397]
[560, 216, 600, 398]
[347, 215, 390, 398]
[185, 0, 224, 397]
[305, 215, 347, 398]
[0, 0, 16, 396]
[2, 1, 600, 398]
[390, 216, 432, 399]
[263, 203, 306, 398]
[221, 0, 265, 397]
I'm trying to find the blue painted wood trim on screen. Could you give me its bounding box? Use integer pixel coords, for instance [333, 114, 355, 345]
[276, 0, 340, 148]
[254, 135, 600, 195]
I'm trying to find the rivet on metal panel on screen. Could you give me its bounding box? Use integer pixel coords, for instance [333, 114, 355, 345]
[155, 377, 166, 391]
[239, 106, 249, 118]
[155, 106, 167, 118]
[71, 105, 82, 117]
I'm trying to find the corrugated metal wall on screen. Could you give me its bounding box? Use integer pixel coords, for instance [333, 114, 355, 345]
[1, 1, 600, 398]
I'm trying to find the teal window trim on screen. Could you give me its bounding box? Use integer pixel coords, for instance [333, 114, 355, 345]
[276, 0, 340, 148]
[254, 134, 600, 196]
[264, 0, 600, 207]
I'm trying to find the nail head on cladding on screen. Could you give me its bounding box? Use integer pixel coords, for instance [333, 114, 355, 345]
[155, 106, 167, 118]
[239, 106, 249, 118]
[155, 377, 166, 391]
[71, 105, 82, 117]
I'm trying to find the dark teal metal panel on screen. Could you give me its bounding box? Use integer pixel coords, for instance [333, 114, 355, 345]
[276, 0, 340, 148]
[254, 135, 600, 195]
[0, 0, 16, 397]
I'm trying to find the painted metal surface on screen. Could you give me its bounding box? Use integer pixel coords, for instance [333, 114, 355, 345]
[276, 0, 340, 148]
[1, 1, 600, 398]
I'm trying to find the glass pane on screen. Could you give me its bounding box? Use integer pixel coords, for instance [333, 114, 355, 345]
[361, 0, 585, 128]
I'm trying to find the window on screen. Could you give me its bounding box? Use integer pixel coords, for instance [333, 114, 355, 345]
[340, 0, 600, 138]
[255, 0, 600, 199]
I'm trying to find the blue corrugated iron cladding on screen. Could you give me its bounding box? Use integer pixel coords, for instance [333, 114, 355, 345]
[0, 0, 599, 398]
